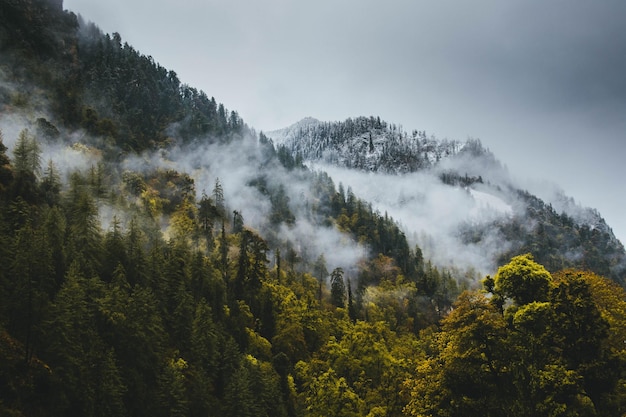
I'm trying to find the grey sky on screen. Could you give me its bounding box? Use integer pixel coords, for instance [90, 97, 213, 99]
[64, 0, 626, 244]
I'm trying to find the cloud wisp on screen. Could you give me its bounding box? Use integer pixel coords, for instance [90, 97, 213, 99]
[312, 162, 519, 275]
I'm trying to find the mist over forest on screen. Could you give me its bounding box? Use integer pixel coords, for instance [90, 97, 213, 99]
[1, 1, 626, 416]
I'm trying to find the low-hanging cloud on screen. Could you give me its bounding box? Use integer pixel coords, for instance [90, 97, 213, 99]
[0, 111, 102, 181]
[312, 162, 520, 275]
[121, 135, 369, 274]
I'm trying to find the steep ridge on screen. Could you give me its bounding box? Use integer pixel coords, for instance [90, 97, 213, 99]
[267, 118, 626, 283]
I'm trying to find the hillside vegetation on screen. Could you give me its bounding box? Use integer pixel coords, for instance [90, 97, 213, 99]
[1, 1, 626, 416]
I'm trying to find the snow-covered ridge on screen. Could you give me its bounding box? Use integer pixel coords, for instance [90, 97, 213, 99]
[266, 116, 321, 146]
[266, 116, 492, 175]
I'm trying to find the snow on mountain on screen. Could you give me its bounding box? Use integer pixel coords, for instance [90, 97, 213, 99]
[468, 188, 514, 220]
[266, 116, 321, 146]
[272, 116, 626, 281]
[266, 116, 471, 175]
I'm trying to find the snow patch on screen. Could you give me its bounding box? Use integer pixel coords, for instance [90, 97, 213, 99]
[266, 117, 321, 146]
[468, 188, 513, 220]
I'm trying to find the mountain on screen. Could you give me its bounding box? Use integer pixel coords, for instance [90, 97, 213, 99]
[268, 116, 467, 174]
[267, 117, 626, 283]
[2, 1, 626, 416]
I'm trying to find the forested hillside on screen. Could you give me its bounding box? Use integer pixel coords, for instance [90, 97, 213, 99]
[1, 1, 626, 416]
[268, 118, 626, 284]
[268, 116, 468, 174]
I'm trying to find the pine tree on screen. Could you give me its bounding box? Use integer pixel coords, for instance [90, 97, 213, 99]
[40, 160, 61, 206]
[330, 267, 346, 308]
[65, 173, 103, 277]
[12, 129, 41, 177]
[11, 129, 41, 202]
[219, 221, 229, 282]
[43, 261, 107, 416]
[42, 205, 67, 289]
[9, 221, 54, 362]
[198, 191, 215, 247]
[233, 210, 244, 234]
[314, 254, 328, 303]
[0, 129, 14, 196]
[347, 279, 357, 322]
[213, 178, 226, 217]
[125, 216, 147, 286]
[102, 216, 127, 282]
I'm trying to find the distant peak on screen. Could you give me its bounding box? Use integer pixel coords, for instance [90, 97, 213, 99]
[291, 117, 321, 128]
[266, 117, 322, 145]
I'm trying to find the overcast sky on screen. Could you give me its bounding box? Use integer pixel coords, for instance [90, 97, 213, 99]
[63, 0, 626, 244]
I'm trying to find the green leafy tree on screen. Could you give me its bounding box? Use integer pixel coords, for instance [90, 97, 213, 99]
[405, 291, 510, 417]
[302, 368, 364, 417]
[171, 197, 198, 240]
[407, 256, 625, 417]
[488, 253, 553, 307]
[268, 281, 311, 363]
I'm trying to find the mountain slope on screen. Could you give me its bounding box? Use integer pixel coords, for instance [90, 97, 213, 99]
[1, 0, 248, 153]
[2, 2, 626, 416]
[269, 115, 470, 174]
[267, 117, 626, 284]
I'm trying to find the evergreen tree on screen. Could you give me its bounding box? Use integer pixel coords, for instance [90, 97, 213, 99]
[347, 279, 357, 322]
[232, 210, 244, 234]
[65, 173, 103, 277]
[11, 129, 41, 202]
[43, 262, 109, 416]
[270, 184, 295, 225]
[213, 178, 225, 217]
[330, 267, 346, 308]
[314, 254, 328, 302]
[198, 191, 215, 247]
[9, 221, 54, 362]
[218, 221, 230, 282]
[12, 129, 41, 177]
[102, 216, 127, 282]
[40, 160, 61, 206]
[42, 205, 67, 289]
[0, 129, 14, 196]
[125, 216, 148, 286]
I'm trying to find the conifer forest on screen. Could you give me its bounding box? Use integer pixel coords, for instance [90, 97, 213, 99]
[1, 1, 626, 416]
